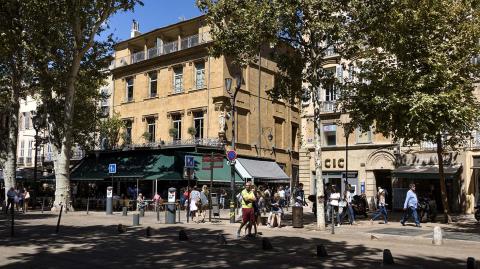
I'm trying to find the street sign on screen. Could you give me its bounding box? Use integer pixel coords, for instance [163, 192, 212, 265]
[361, 182, 365, 194]
[202, 155, 224, 170]
[226, 150, 237, 161]
[185, 155, 195, 168]
[108, 163, 116, 174]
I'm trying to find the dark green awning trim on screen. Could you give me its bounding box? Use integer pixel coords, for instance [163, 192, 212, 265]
[392, 165, 461, 180]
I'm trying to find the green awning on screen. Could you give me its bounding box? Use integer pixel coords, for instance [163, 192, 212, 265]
[71, 150, 179, 181]
[392, 165, 461, 180]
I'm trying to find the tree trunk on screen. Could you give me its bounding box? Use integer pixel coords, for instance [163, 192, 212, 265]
[53, 52, 82, 210]
[313, 92, 326, 230]
[436, 134, 452, 223]
[3, 98, 19, 199]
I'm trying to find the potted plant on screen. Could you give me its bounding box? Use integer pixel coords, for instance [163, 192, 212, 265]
[169, 127, 178, 140]
[142, 131, 151, 143]
[187, 127, 197, 138]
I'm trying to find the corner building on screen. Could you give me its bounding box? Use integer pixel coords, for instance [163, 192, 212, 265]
[110, 16, 300, 186]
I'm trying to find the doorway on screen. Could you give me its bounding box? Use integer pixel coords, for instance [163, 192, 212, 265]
[374, 170, 393, 210]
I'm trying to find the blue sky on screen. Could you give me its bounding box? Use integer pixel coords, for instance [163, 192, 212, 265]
[102, 0, 202, 42]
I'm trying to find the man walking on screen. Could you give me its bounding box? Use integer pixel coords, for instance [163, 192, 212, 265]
[236, 181, 256, 238]
[371, 187, 388, 224]
[401, 183, 421, 228]
[5, 187, 16, 214]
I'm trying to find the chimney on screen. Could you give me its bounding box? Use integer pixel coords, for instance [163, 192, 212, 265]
[130, 19, 141, 38]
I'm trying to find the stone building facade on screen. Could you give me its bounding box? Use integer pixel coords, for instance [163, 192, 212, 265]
[299, 54, 480, 214]
[110, 17, 300, 182]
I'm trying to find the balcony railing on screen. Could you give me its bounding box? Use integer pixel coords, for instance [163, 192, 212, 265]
[17, 157, 24, 165]
[114, 32, 211, 68]
[321, 101, 337, 113]
[325, 46, 338, 57]
[119, 137, 224, 149]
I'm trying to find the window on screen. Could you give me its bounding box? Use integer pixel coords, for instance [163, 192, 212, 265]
[149, 72, 157, 97]
[193, 111, 204, 139]
[292, 124, 299, 151]
[356, 127, 372, 144]
[172, 114, 182, 140]
[146, 117, 156, 142]
[323, 124, 336, 146]
[24, 112, 31, 130]
[173, 66, 183, 93]
[20, 140, 25, 157]
[195, 62, 205, 89]
[126, 77, 134, 102]
[124, 120, 132, 144]
[26, 140, 33, 164]
[324, 68, 337, 102]
[28, 140, 33, 158]
[275, 118, 284, 148]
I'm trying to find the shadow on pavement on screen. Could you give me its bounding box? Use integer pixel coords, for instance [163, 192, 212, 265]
[0, 217, 472, 269]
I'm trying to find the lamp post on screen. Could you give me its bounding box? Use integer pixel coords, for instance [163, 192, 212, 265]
[225, 74, 241, 224]
[32, 111, 43, 182]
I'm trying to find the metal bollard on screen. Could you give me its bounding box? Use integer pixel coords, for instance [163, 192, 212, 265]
[132, 214, 140, 226]
[467, 257, 476, 269]
[122, 206, 128, 216]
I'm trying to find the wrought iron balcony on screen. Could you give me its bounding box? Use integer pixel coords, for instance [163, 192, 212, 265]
[113, 32, 211, 68]
[320, 101, 337, 113]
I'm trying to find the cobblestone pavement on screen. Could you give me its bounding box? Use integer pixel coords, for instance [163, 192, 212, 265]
[0, 208, 478, 269]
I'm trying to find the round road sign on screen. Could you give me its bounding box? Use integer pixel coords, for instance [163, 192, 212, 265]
[226, 150, 237, 161]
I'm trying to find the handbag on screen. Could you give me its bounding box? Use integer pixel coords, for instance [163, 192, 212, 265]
[25, 192, 30, 199]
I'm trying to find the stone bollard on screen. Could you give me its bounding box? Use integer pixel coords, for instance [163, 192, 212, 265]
[432, 226, 443, 245]
[132, 214, 140, 226]
[383, 249, 395, 265]
[146, 226, 151, 237]
[467, 257, 476, 269]
[117, 224, 126, 234]
[316, 245, 328, 257]
[179, 230, 188, 241]
[217, 233, 227, 245]
[122, 207, 128, 216]
[262, 238, 273, 250]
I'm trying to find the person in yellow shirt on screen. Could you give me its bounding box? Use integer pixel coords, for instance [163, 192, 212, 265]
[236, 181, 256, 238]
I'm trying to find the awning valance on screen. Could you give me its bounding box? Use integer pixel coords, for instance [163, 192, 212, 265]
[235, 158, 290, 183]
[392, 165, 461, 180]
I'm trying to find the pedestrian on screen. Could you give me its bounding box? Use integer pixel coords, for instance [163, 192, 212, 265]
[190, 186, 201, 222]
[340, 185, 355, 225]
[371, 187, 388, 224]
[136, 193, 145, 211]
[267, 193, 283, 228]
[236, 181, 256, 238]
[285, 186, 291, 207]
[400, 183, 421, 228]
[24, 188, 31, 213]
[295, 183, 308, 206]
[325, 183, 332, 221]
[199, 185, 209, 222]
[219, 188, 226, 209]
[153, 192, 162, 211]
[329, 186, 341, 226]
[278, 186, 286, 208]
[5, 187, 16, 214]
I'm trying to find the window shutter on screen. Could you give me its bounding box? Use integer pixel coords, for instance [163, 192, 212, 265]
[336, 65, 343, 83]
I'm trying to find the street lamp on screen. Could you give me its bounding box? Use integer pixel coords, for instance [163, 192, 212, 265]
[32, 111, 44, 182]
[225, 73, 241, 224]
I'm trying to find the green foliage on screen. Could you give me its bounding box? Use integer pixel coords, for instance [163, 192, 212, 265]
[142, 131, 152, 143]
[187, 127, 197, 137]
[99, 112, 125, 150]
[197, 0, 349, 104]
[169, 127, 178, 139]
[340, 0, 480, 148]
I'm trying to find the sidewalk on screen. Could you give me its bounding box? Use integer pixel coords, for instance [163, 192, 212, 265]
[0, 209, 478, 269]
